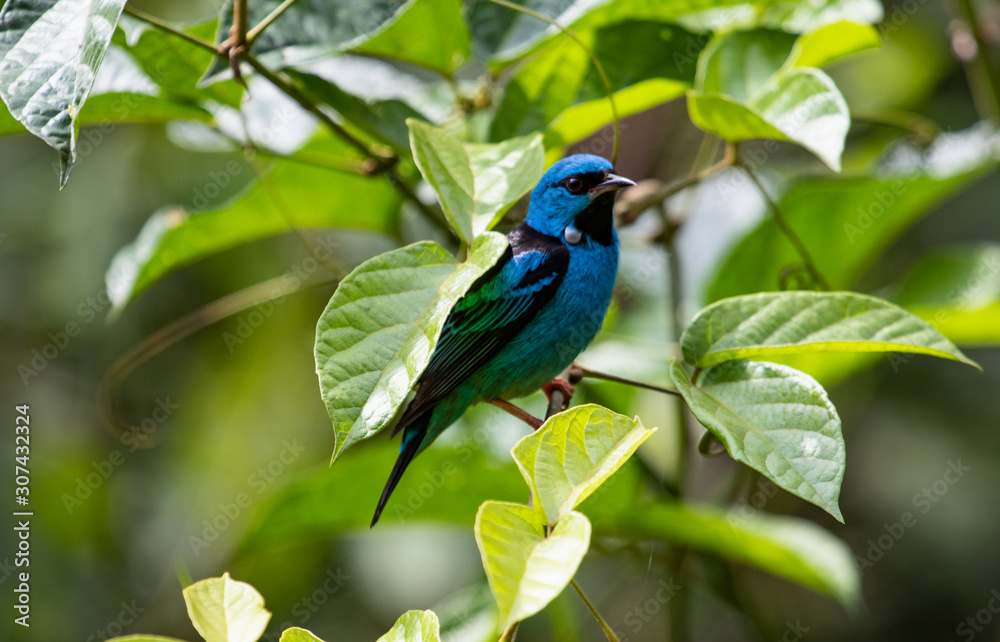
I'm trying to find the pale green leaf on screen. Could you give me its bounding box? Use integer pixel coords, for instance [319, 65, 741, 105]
[682, 291, 978, 368]
[760, 0, 883, 32]
[279, 629, 326, 642]
[182, 573, 271, 642]
[590, 501, 859, 607]
[789, 21, 881, 70]
[377, 610, 442, 642]
[105, 134, 402, 314]
[696, 30, 797, 104]
[105, 637, 188, 642]
[316, 233, 509, 461]
[670, 359, 845, 521]
[408, 119, 544, 243]
[352, 0, 470, 75]
[475, 502, 590, 631]
[0, 0, 128, 184]
[511, 404, 655, 526]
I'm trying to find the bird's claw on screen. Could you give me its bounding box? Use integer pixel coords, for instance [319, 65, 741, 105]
[542, 377, 575, 411]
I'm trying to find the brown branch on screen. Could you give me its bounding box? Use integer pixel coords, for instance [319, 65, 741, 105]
[489, 398, 543, 429]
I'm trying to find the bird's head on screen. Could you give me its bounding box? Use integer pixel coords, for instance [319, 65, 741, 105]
[525, 154, 635, 247]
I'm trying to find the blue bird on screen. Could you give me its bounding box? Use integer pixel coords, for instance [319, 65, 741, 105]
[371, 154, 635, 526]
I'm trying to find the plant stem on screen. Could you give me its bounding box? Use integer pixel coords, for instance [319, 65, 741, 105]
[246, 0, 298, 45]
[500, 623, 519, 642]
[617, 143, 735, 220]
[576, 364, 680, 397]
[953, 0, 1000, 122]
[485, 0, 620, 164]
[231, 0, 249, 50]
[570, 579, 621, 642]
[122, 6, 221, 55]
[489, 399, 543, 429]
[741, 159, 831, 291]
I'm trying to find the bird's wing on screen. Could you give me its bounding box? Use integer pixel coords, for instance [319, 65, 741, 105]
[392, 227, 569, 434]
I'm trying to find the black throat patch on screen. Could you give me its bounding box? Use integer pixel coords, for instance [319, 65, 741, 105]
[573, 191, 616, 246]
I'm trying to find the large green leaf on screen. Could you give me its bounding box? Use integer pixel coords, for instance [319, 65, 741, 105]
[105, 134, 401, 314]
[590, 501, 859, 607]
[316, 233, 509, 461]
[682, 291, 977, 368]
[688, 29, 850, 170]
[706, 162, 994, 302]
[475, 502, 590, 632]
[408, 119, 544, 243]
[377, 610, 442, 642]
[0, 0, 128, 184]
[490, 20, 698, 146]
[511, 404, 655, 526]
[897, 243, 1000, 345]
[206, 0, 468, 81]
[670, 359, 845, 521]
[182, 573, 271, 642]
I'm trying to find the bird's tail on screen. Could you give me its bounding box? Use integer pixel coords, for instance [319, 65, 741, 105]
[371, 413, 429, 527]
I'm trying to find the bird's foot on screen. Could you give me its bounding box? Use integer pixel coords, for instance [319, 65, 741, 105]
[542, 377, 575, 412]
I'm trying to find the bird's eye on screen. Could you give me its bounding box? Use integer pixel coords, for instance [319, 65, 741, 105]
[565, 177, 584, 193]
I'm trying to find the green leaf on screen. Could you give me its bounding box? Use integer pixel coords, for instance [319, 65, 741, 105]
[789, 21, 881, 69]
[475, 502, 590, 631]
[682, 291, 978, 369]
[351, 0, 470, 75]
[316, 233, 509, 461]
[206, 0, 467, 81]
[897, 243, 1000, 345]
[760, 0, 883, 32]
[377, 610, 442, 642]
[490, 21, 698, 147]
[287, 71, 427, 154]
[590, 501, 859, 607]
[511, 404, 655, 526]
[182, 573, 272, 642]
[670, 359, 845, 521]
[105, 134, 401, 314]
[688, 67, 849, 171]
[408, 119, 544, 243]
[279, 627, 326, 642]
[696, 30, 798, 104]
[706, 161, 995, 302]
[0, 0, 128, 184]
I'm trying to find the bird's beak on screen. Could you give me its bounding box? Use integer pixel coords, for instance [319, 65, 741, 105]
[589, 173, 636, 199]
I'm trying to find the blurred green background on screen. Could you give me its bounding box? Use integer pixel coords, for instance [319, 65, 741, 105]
[2, 0, 1000, 640]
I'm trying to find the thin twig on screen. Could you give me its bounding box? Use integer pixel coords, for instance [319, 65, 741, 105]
[486, 0, 621, 164]
[122, 6, 221, 54]
[246, 0, 298, 45]
[489, 399, 543, 429]
[741, 159, 831, 291]
[570, 578, 621, 642]
[617, 142, 735, 220]
[99, 274, 338, 441]
[576, 364, 681, 397]
[953, 0, 1000, 122]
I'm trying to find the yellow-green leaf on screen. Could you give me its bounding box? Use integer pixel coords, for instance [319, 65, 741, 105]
[182, 573, 271, 642]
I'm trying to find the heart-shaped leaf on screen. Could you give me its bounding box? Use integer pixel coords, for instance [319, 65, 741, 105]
[0, 0, 129, 184]
[377, 610, 442, 642]
[182, 573, 271, 642]
[512, 404, 655, 526]
[316, 233, 508, 461]
[670, 359, 845, 521]
[408, 119, 544, 243]
[681, 291, 978, 368]
[475, 502, 590, 632]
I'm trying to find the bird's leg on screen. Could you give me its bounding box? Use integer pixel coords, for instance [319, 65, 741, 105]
[542, 377, 575, 412]
[489, 398, 543, 430]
